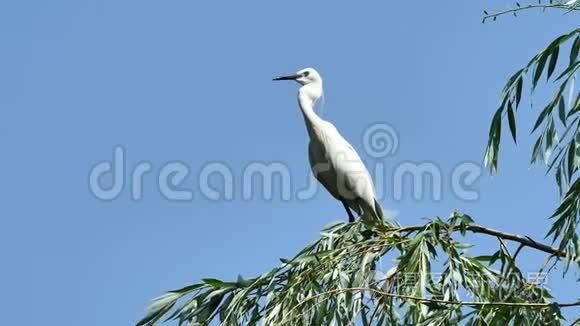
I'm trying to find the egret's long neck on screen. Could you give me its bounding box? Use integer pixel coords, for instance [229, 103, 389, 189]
[298, 84, 324, 137]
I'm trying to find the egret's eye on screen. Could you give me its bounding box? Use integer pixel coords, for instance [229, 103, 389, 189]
[303, 71, 310, 77]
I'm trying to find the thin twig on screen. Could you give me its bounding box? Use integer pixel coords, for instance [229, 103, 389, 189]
[512, 243, 526, 261]
[483, 3, 578, 22]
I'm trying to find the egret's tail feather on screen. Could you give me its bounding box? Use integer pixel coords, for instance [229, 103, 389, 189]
[374, 198, 384, 220]
[360, 199, 384, 221]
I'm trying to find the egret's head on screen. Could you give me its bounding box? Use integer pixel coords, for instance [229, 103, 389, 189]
[273, 67, 322, 86]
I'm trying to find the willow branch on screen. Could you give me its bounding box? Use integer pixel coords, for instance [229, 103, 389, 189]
[388, 223, 565, 257]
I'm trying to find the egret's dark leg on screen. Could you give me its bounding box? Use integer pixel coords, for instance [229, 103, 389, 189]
[341, 200, 355, 223]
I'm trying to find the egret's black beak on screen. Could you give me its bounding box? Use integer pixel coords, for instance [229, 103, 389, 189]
[272, 74, 299, 81]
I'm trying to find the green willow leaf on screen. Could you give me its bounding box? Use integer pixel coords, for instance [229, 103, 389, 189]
[532, 103, 553, 132]
[533, 52, 549, 88]
[169, 283, 205, 294]
[547, 45, 559, 80]
[567, 139, 576, 180]
[202, 278, 237, 289]
[570, 36, 580, 64]
[507, 102, 517, 143]
[531, 135, 544, 164]
[545, 119, 556, 161]
[515, 77, 523, 108]
[558, 96, 567, 127]
[485, 108, 503, 173]
[555, 168, 563, 195]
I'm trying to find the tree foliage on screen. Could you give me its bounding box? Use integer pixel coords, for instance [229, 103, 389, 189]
[483, 17, 579, 271]
[138, 2, 580, 325]
[137, 216, 577, 325]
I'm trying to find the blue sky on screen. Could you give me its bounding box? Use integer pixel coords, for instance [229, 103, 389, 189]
[0, 1, 578, 325]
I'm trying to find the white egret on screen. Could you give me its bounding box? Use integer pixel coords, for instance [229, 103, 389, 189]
[273, 68, 383, 222]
